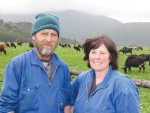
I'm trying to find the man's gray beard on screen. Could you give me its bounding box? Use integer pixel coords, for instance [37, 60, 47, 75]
[38, 46, 55, 56]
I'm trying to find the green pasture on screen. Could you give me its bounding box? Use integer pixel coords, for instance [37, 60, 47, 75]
[0, 44, 150, 112]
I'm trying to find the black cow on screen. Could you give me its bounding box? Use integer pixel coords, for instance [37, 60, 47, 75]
[67, 44, 71, 48]
[73, 45, 81, 51]
[29, 42, 34, 48]
[139, 54, 150, 65]
[138, 46, 143, 51]
[10, 42, 16, 48]
[123, 54, 145, 73]
[119, 47, 132, 55]
[0, 45, 6, 55]
[5, 42, 10, 47]
[61, 44, 67, 48]
[17, 42, 23, 46]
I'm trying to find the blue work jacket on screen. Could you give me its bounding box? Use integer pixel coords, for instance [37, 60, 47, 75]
[71, 66, 140, 113]
[0, 48, 71, 113]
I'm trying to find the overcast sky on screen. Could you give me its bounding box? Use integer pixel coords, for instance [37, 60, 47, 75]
[1, 0, 150, 23]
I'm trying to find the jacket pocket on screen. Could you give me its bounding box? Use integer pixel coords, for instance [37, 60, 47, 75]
[58, 88, 70, 109]
[19, 85, 39, 111]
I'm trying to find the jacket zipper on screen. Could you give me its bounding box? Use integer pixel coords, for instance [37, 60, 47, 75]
[49, 65, 58, 82]
[86, 83, 89, 103]
[85, 82, 100, 104]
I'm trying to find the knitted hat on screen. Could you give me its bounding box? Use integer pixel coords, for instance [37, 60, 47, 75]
[31, 13, 60, 37]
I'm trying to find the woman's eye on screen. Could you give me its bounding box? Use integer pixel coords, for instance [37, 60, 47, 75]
[91, 51, 96, 54]
[100, 52, 105, 55]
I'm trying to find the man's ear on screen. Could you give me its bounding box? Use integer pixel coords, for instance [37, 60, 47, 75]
[32, 35, 35, 40]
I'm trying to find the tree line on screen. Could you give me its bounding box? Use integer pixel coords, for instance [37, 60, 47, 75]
[0, 19, 79, 44]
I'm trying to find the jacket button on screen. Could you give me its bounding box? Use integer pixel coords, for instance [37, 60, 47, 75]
[59, 102, 63, 105]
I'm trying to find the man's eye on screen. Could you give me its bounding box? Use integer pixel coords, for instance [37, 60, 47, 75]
[51, 33, 57, 36]
[42, 33, 47, 35]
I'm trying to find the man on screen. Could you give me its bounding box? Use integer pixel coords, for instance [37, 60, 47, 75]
[0, 13, 71, 113]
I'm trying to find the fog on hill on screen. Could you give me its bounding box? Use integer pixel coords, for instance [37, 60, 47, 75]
[0, 10, 150, 46]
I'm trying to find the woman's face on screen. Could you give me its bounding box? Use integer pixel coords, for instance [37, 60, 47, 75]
[89, 43, 111, 72]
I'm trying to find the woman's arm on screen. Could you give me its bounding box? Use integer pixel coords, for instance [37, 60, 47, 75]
[64, 106, 74, 113]
[64, 105, 71, 113]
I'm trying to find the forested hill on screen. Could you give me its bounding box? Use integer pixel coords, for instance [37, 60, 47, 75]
[0, 20, 32, 42]
[0, 10, 150, 46]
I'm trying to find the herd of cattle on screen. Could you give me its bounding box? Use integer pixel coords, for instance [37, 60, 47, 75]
[59, 44, 82, 51]
[1, 42, 150, 73]
[0, 41, 34, 55]
[119, 46, 143, 55]
[119, 46, 150, 73]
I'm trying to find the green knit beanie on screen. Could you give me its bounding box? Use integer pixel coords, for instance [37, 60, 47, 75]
[31, 13, 60, 37]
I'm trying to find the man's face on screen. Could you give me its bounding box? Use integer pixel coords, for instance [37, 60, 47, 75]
[32, 29, 58, 56]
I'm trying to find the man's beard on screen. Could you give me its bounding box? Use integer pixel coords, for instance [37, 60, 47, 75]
[38, 45, 54, 56]
[33, 40, 58, 56]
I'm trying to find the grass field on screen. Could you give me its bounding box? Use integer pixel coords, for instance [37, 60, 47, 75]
[0, 43, 150, 112]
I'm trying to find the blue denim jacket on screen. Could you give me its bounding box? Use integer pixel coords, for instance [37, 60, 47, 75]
[0, 48, 71, 113]
[71, 66, 140, 113]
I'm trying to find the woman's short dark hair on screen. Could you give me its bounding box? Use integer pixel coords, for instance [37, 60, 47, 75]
[82, 35, 118, 70]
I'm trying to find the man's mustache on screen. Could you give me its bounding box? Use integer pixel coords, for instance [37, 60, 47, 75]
[42, 42, 54, 46]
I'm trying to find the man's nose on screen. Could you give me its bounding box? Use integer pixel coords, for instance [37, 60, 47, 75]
[45, 35, 53, 42]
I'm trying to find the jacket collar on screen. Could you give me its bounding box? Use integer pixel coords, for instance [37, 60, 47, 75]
[30, 48, 61, 66]
[86, 65, 113, 89]
[99, 65, 113, 88]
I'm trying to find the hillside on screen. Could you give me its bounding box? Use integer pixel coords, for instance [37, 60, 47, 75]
[0, 10, 150, 46]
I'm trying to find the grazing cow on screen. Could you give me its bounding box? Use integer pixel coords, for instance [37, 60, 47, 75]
[123, 55, 145, 73]
[138, 46, 143, 51]
[119, 47, 132, 55]
[62, 44, 67, 48]
[5, 42, 10, 47]
[73, 45, 81, 51]
[29, 42, 34, 48]
[60, 44, 72, 48]
[17, 42, 23, 46]
[0, 45, 6, 55]
[0, 42, 6, 48]
[139, 54, 150, 65]
[78, 44, 82, 49]
[10, 42, 16, 48]
[133, 47, 139, 51]
[67, 44, 71, 48]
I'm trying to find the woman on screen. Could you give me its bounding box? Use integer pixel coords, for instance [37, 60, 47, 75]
[71, 35, 140, 113]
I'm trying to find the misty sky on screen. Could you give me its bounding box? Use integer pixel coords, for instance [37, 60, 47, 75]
[1, 0, 150, 23]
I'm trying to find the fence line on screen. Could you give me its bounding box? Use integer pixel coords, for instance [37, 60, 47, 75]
[70, 69, 150, 88]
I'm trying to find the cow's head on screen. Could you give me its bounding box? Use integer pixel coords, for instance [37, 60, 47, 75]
[119, 49, 122, 52]
[121, 66, 127, 73]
